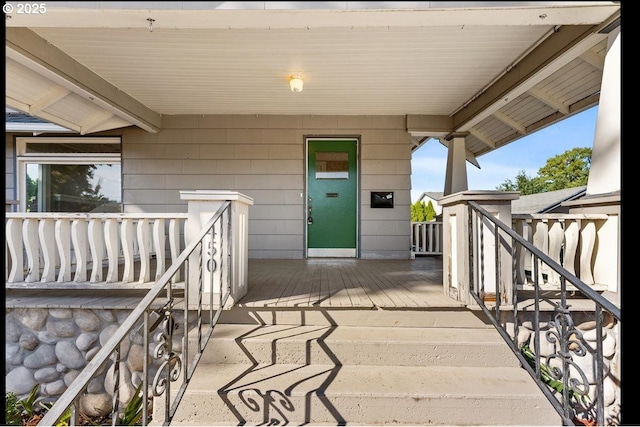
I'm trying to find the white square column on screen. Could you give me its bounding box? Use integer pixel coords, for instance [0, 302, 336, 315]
[180, 190, 254, 308]
[439, 191, 519, 306]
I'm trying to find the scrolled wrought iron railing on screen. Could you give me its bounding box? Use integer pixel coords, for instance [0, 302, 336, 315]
[37, 201, 232, 426]
[467, 201, 621, 426]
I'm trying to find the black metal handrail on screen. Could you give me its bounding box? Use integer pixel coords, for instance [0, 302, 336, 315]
[38, 201, 232, 426]
[467, 200, 621, 426]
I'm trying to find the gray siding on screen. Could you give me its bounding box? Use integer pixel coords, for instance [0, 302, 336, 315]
[118, 115, 412, 259]
[5, 118, 411, 258]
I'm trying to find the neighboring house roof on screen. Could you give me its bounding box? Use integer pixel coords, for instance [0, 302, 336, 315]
[417, 192, 444, 203]
[511, 186, 587, 214]
[5, 108, 75, 133]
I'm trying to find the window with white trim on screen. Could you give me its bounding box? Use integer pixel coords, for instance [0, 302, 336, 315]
[16, 137, 122, 213]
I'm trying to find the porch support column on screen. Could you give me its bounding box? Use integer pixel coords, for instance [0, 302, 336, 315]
[439, 191, 519, 306]
[180, 190, 254, 308]
[563, 26, 620, 297]
[586, 26, 620, 196]
[443, 132, 469, 196]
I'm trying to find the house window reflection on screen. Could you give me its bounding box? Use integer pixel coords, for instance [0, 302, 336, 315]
[316, 152, 348, 179]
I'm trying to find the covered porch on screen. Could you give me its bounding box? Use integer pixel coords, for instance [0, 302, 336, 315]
[5, 256, 460, 310]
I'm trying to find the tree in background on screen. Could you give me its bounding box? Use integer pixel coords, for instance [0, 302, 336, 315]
[411, 200, 437, 222]
[425, 200, 437, 221]
[496, 147, 591, 195]
[26, 164, 116, 212]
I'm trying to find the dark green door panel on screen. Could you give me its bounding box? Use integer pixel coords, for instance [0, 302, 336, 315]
[307, 139, 357, 255]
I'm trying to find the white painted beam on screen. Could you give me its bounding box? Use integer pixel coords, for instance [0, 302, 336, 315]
[528, 88, 570, 115]
[83, 117, 135, 134]
[468, 129, 496, 149]
[80, 111, 115, 135]
[6, 27, 161, 133]
[7, 96, 82, 132]
[492, 111, 526, 135]
[4, 3, 621, 29]
[29, 86, 71, 115]
[579, 49, 606, 70]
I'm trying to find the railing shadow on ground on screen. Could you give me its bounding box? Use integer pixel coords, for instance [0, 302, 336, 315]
[467, 201, 621, 426]
[217, 309, 345, 426]
[36, 202, 232, 426]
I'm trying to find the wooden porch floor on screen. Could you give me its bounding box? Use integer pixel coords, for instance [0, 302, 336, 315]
[239, 256, 463, 308]
[5, 256, 463, 309]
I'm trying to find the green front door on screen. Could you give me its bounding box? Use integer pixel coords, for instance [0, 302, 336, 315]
[307, 139, 358, 257]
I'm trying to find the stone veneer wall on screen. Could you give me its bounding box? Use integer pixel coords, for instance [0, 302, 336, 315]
[5, 307, 190, 417]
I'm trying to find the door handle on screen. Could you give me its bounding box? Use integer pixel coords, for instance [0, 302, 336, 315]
[307, 216, 313, 225]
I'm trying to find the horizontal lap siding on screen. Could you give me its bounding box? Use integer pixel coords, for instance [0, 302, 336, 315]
[118, 115, 411, 259]
[360, 127, 411, 259]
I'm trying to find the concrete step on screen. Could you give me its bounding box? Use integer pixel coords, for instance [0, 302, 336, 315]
[155, 307, 560, 425]
[203, 324, 522, 368]
[164, 363, 560, 426]
[218, 306, 492, 328]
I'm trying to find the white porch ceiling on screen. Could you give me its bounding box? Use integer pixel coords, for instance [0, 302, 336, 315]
[4, 1, 620, 160]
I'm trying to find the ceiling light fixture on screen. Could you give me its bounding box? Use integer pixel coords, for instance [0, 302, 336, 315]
[290, 76, 304, 93]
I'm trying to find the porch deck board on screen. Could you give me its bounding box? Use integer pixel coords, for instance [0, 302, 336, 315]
[6, 257, 463, 309]
[339, 265, 367, 307]
[274, 263, 309, 307]
[238, 256, 461, 309]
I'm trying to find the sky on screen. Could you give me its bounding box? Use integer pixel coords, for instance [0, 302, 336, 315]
[411, 106, 599, 202]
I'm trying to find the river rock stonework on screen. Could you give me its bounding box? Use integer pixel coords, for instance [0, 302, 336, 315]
[501, 311, 621, 425]
[5, 307, 191, 415]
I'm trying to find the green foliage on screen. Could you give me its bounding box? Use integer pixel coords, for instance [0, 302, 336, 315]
[425, 201, 437, 221]
[410, 200, 423, 222]
[520, 344, 589, 405]
[538, 147, 591, 191]
[411, 200, 436, 222]
[5, 392, 22, 426]
[26, 164, 117, 212]
[21, 384, 40, 417]
[496, 147, 591, 195]
[4, 382, 145, 426]
[4, 385, 41, 426]
[38, 400, 72, 426]
[411, 200, 437, 222]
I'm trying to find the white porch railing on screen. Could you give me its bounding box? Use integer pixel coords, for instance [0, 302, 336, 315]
[5, 213, 188, 285]
[512, 213, 615, 291]
[410, 221, 443, 257]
